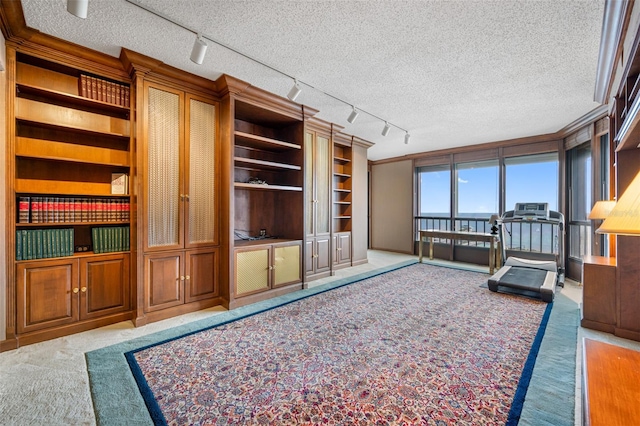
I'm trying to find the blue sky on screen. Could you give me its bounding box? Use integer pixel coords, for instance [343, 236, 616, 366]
[420, 161, 559, 216]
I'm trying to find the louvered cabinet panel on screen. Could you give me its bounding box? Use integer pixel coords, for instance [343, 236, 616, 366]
[145, 84, 183, 250]
[186, 96, 217, 247]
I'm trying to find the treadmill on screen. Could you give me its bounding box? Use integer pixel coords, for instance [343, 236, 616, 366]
[488, 202, 564, 302]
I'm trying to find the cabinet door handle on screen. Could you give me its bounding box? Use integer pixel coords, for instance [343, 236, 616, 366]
[268, 266, 273, 270]
[81, 287, 87, 293]
[180, 194, 185, 201]
[337, 247, 342, 251]
[72, 288, 79, 294]
[185, 194, 189, 201]
[185, 275, 190, 280]
[272, 265, 276, 269]
[180, 276, 185, 281]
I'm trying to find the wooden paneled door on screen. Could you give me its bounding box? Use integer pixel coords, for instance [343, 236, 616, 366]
[144, 252, 184, 312]
[304, 125, 332, 280]
[185, 248, 218, 303]
[16, 259, 78, 334]
[79, 254, 130, 320]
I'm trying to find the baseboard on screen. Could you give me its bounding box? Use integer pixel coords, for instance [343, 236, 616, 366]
[581, 319, 615, 334]
[351, 258, 368, 267]
[615, 327, 640, 342]
[0, 338, 18, 353]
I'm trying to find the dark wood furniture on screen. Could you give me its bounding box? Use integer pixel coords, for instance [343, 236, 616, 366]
[582, 338, 640, 426]
[581, 255, 617, 333]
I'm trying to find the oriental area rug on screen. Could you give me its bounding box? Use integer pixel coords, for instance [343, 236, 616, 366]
[110, 263, 555, 425]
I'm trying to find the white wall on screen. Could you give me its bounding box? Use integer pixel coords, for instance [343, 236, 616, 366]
[370, 160, 414, 253]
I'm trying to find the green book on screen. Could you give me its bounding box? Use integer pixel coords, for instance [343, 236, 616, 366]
[106, 227, 113, 253]
[23, 231, 33, 260]
[35, 229, 43, 259]
[68, 228, 74, 256]
[100, 227, 107, 253]
[124, 226, 130, 251]
[54, 228, 61, 258]
[16, 230, 22, 261]
[42, 229, 48, 258]
[61, 228, 68, 256]
[91, 227, 99, 254]
[116, 227, 122, 252]
[46, 229, 53, 258]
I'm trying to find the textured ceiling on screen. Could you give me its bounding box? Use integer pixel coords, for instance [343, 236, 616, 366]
[21, 0, 605, 160]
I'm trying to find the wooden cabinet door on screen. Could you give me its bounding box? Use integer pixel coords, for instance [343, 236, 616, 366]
[315, 236, 331, 273]
[235, 247, 270, 297]
[185, 248, 218, 303]
[337, 232, 352, 265]
[305, 130, 332, 279]
[315, 134, 331, 236]
[16, 259, 78, 333]
[304, 239, 315, 275]
[185, 95, 218, 249]
[273, 242, 302, 287]
[79, 254, 130, 320]
[144, 252, 184, 312]
[144, 83, 185, 252]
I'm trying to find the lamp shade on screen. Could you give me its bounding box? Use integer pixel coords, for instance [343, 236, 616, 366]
[597, 172, 640, 235]
[588, 200, 616, 219]
[190, 35, 208, 65]
[67, 0, 88, 18]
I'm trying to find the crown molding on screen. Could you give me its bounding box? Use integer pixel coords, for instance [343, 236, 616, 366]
[594, 0, 632, 104]
[558, 104, 609, 138]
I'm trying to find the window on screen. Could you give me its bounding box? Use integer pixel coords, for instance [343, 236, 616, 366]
[597, 134, 611, 256]
[505, 153, 558, 212]
[417, 165, 451, 232]
[568, 143, 592, 259]
[454, 159, 498, 235]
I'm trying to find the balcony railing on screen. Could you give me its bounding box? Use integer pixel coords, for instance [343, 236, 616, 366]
[416, 216, 562, 254]
[415, 216, 494, 248]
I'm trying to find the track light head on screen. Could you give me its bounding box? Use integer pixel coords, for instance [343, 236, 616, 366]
[67, 0, 88, 19]
[404, 133, 410, 144]
[347, 107, 359, 124]
[287, 80, 302, 101]
[381, 122, 391, 137]
[190, 34, 208, 65]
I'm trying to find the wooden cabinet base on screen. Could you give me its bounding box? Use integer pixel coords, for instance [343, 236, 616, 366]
[141, 297, 226, 324]
[11, 311, 134, 349]
[581, 255, 616, 333]
[228, 282, 303, 310]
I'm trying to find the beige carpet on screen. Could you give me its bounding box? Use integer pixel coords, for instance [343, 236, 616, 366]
[0, 250, 638, 426]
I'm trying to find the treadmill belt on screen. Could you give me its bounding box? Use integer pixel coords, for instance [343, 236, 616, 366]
[498, 266, 548, 291]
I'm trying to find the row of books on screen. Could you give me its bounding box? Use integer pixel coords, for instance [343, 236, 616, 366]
[79, 74, 130, 107]
[92, 226, 130, 254]
[18, 197, 130, 224]
[15, 228, 74, 261]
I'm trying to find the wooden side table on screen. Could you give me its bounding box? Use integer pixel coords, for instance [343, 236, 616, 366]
[581, 255, 616, 333]
[582, 338, 640, 425]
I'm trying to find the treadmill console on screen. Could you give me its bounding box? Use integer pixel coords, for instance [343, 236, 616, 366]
[513, 202, 549, 219]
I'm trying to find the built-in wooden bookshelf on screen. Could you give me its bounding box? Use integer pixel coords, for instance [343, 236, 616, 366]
[5, 48, 134, 349]
[224, 83, 306, 307]
[233, 99, 304, 240]
[333, 136, 353, 233]
[332, 132, 353, 268]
